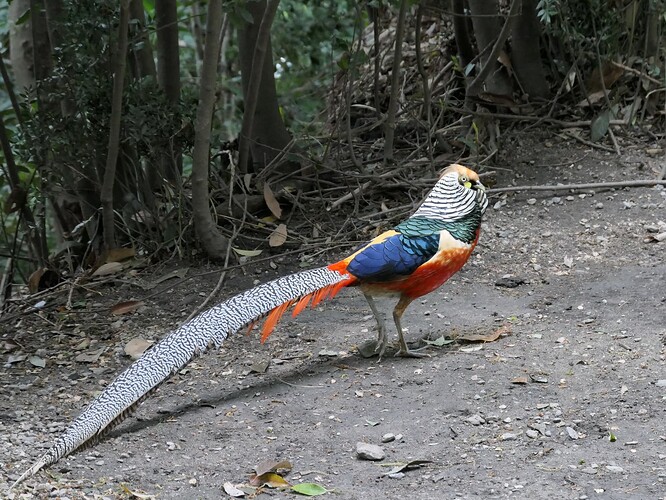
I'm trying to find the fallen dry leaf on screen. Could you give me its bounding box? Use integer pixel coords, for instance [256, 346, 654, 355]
[263, 183, 282, 219]
[124, 338, 153, 359]
[223, 481, 245, 497]
[269, 223, 288, 247]
[92, 262, 124, 277]
[105, 247, 136, 263]
[511, 376, 529, 384]
[249, 472, 291, 488]
[458, 325, 510, 343]
[254, 459, 292, 477]
[111, 300, 144, 315]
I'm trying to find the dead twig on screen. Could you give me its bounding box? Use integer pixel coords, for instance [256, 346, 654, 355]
[611, 61, 662, 86]
[559, 132, 615, 152]
[490, 179, 666, 194]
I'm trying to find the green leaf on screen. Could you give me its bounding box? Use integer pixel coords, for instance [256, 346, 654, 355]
[590, 110, 610, 142]
[291, 483, 329, 496]
[422, 336, 455, 347]
[232, 248, 263, 257]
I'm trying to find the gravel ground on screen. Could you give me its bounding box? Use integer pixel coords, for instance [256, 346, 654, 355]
[1, 135, 665, 499]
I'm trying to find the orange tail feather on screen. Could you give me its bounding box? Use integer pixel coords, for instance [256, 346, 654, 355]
[259, 263, 355, 343]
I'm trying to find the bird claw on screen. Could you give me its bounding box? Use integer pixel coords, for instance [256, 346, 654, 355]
[394, 348, 429, 358]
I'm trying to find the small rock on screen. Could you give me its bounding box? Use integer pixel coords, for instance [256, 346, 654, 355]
[581, 467, 597, 475]
[495, 276, 525, 288]
[527, 198, 537, 205]
[189, 478, 198, 486]
[500, 432, 518, 441]
[656, 379, 666, 387]
[356, 442, 385, 461]
[387, 472, 405, 479]
[381, 433, 396, 443]
[526, 430, 539, 439]
[605, 465, 624, 473]
[467, 414, 486, 426]
[595, 202, 604, 209]
[566, 427, 579, 440]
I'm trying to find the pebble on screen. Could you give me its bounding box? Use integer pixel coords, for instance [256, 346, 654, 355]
[656, 380, 666, 387]
[581, 467, 597, 475]
[467, 414, 485, 426]
[527, 198, 537, 205]
[605, 465, 624, 473]
[566, 427, 579, 440]
[500, 432, 518, 441]
[188, 478, 197, 486]
[356, 442, 385, 461]
[381, 433, 396, 443]
[595, 202, 604, 209]
[526, 430, 539, 439]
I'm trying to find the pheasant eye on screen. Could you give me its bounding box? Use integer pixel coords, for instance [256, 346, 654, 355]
[460, 175, 468, 183]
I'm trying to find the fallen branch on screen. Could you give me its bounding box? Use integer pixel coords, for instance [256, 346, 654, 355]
[490, 179, 666, 194]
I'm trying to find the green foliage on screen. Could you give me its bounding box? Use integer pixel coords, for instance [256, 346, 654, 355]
[251, 0, 360, 131]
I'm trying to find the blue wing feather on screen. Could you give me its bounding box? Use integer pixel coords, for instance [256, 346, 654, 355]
[347, 233, 439, 282]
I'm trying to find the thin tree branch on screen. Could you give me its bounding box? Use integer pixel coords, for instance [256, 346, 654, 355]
[383, 0, 408, 162]
[415, 1, 433, 164]
[101, 0, 130, 250]
[0, 56, 24, 128]
[490, 179, 666, 194]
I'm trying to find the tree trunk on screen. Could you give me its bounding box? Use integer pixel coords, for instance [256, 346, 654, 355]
[237, 0, 292, 174]
[510, 0, 549, 99]
[191, 0, 228, 259]
[129, 0, 157, 79]
[467, 0, 513, 97]
[100, 0, 130, 250]
[155, 0, 182, 182]
[451, 0, 475, 69]
[9, 0, 35, 92]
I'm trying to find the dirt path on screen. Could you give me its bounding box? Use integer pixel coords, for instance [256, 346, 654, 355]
[2, 138, 665, 499]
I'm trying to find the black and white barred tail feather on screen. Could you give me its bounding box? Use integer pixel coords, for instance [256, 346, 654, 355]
[12, 266, 350, 488]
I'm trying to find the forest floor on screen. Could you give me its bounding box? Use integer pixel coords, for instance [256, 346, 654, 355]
[1, 133, 665, 500]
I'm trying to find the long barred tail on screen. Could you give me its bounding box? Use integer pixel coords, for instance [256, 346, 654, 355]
[12, 265, 353, 487]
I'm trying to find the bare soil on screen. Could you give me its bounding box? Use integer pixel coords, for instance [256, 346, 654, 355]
[2, 135, 665, 499]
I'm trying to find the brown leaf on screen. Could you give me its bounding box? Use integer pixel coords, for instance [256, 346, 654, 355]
[511, 376, 529, 384]
[254, 459, 292, 477]
[585, 62, 624, 94]
[263, 183, 282, 219]
[269, 224, 288, 247]
[27, 268, 60, 293]
[124, 338, 153, 359]
[105, 247, 136, 263]
[458, 325, 510, 343]
[111, 300, 144, 315]
[92, 262, 124, 277]
[27, 268, 45, 294]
